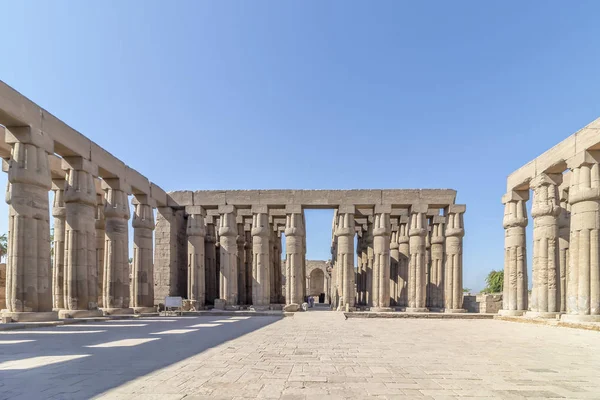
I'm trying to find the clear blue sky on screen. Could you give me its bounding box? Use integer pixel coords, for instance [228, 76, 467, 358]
[1, 1, 599, 291]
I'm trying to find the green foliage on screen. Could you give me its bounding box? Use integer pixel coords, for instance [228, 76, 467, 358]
[0, 233, 7, 262]
[481, 270, 504, 294]
[463, 288, 471, 293]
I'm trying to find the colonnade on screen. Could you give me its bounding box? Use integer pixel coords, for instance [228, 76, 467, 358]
[333, 204, 466, 312]
[2, 126, 159, 321]
[501, 149, 600, 322]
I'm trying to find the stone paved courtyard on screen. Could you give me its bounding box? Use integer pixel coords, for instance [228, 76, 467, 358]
[1, 309, 600, 399]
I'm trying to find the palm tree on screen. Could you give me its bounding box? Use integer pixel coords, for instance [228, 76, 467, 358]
[0, 233, 7, 263]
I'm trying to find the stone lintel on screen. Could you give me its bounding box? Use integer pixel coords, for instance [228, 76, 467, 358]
[132, 194, 151, 206]
[338, 205, 355, 214]
[150, 183, 168, 207]
[206, 209, 220, 217]
[2, 158, 9, 173]
[218, 204, 235, 214]
[566, 150, 600, 170]
[426, 209, 441, 217]
[285, 204, 302, 214]
[448, 204, 466, 214]
[354, 217, 368, 225]
[252, 205, 268, 214]
[205, 215, 216, 225]
[399, 215, 409, 224]
[433, 215, 446, 224]
[5, 126, 54, 153]
[355, 207, 373, 217]
[185, 205, 205, 216]
[61, 156, 98, 175]
[236, 208, 253, 217]
[374, 204, 392, 214]
[502, 191, 529, 204]
[102, 178, 131, 194]
[530, 172, 563, 188]
[125, 166, 151, 197]
[51, 178, 65, 191]
[410, 203, 428, 214]
[168, 191, 193, 207]
[236, 215, 244, 224]
[390, 208, 409, 216]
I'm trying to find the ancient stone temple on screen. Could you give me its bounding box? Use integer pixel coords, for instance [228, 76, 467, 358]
[501, 117, 600, 322]
[163, 189, 466, 313]
[0, 80, 467, 320]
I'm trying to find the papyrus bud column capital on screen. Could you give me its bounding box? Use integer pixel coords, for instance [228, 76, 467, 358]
[285, 207, 305, 310]
[3, 127, 55, 320]
[101, 178, 132, 315]
[60, 156, 101, 317]
[251, 207, 271, 308]
[372, 206, 391, 310]
[500, 190, 529, 316]
[444, 205, 465, 312]
[562, 151, 600, 322]
[186, 206, 206, 310]
[408, 204, 428, 311]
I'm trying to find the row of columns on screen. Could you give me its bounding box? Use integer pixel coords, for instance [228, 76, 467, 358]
[184, 206, 289, 311]
[2, 127, 156, 321]
[502, 151, 600, 321]
[334, 204, 466, 312]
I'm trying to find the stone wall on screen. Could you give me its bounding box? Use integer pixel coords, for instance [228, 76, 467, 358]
[154, 208, 187, 304]
[0, 263, 5, 309]
[463, 294, 503, 313]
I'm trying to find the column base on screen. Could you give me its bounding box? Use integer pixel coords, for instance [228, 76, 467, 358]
[249, 305, 270, 312]
[371, 307, 393, 312]
[444, 308, 467, 314]
[213, 299, 226, 310]
[524, 311, 561, 319]
[1, 311, 59, 322]
[101, 308, 134, 316]
[498, 309, 526, 317]
[405, 307, 429, 313]
[283, 303, 300, 312]
[269, 304, 284, 311]
[560, 314, 600, 323]
[58, 309, 103, 319]
[133, 307, 157, 314]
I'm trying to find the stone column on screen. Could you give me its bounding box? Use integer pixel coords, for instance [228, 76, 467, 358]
[101, 178, 132, 315]
[185, 207, 205, 310]
[284, 208, 304, 312]
[204, 217, 217, 305]
[60, 157, 101, 318]
[244, 225, 253, 305]
[430, 216, 445, 310]
[95, 193, 105, 308]
[301, 213, 307, 300]
[390, 227, 399, 307]
[562, 151, 600, 322]
[356, 234, 364, 305]
[425, 216, 432, 308]
[397, 215, 410, 308]
[527, 173, 562, 318]
[558, 183, 570, 313]
[372, 207, 392, 311]
[445, 205, 466, 313]
[251, 207, 271, 309]
[51, 179, 66, 311]
[407, 204, 428, 312]
[269, 226, 276, 304]
[365, 221, 374, 306]
[2, 127, 57, 322]
[275, 230, 283, 303]
[335, 207, 355, 311]
[131, 195, 155, 313]
[236, 220, 246, 305]
[499, 191, 529, 316]
[217, 206, 238, 309]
